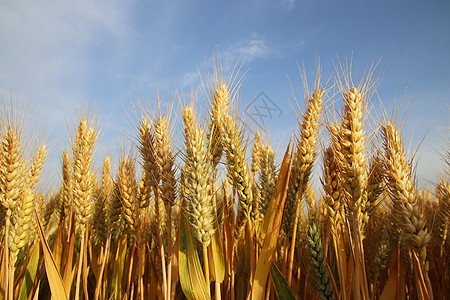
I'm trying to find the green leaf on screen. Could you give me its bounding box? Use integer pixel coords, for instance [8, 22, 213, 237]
[270, 262, 296, 300]
[18, 244, 40, 300]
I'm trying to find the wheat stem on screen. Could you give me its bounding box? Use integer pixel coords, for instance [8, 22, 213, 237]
[203, 245, 211, 297]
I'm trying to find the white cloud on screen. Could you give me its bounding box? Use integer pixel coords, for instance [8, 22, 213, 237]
[281, 0, 296, 11]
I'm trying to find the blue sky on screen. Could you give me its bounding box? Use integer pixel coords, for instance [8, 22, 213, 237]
[0, 0, 449, 190]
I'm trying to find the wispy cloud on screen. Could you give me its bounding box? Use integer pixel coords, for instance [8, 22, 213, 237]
[177, 34, 271, 91]
[222, 36, 270, 72]
[0, 0, 134, 125]
[0, 0, 136, 186]
[179, 71, 201, 90]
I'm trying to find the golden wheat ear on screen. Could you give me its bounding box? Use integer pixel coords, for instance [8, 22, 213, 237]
[72, 119, 97, 233]
[0, 127, 26, 213]
[284, 82, 324, 239]
[10, 144, 47, 264]
[182, 106, 215, 246]
[322, 146, 342, 230]
[117, 154, 139, 239]
[382, 121, 431, 268]
[208, 83, 231, 172]
[435, 180, 449, 252]
[91, 156, 113, 246]
[221, 113, 253, 236]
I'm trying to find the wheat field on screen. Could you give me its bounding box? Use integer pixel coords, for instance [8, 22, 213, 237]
[0, 62, 448, 300]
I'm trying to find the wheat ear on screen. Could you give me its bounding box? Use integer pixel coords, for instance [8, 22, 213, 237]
[58, 150, 73, 222]
[208, 83, 231, 171]
[382, 121, 431, 268]
[0, 127, 25, 213]
[108, 182, 124, 238]
[307, 223, 335, 300]
[436, 180, 449, 255]
[285, 86, 324, 284]
[258, 144, 276, 216]
[10, 144, 47, 264]
[222, 113, 253, 241]
[322, 147, 342, 230]
[284, 87, 324, 237]
[183, 106, 215, 295]
[92, 156, 112, 246]
[118, 155, 140, 238]
[365, 153, 384, 224]
[154, 116, 176, 236]
[336, 87, 368, 220]
[251, 132, 262, 174]
[72, 118, 96, 300]
[183, 106, 215, 246]
[72, 119, 96, 232]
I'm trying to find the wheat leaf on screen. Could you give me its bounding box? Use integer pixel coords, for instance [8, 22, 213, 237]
[18, 244, 40, 300]
[35, 210, 68, 300]
[251, 141, 293, 300]
[270, 262, 295, 300]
